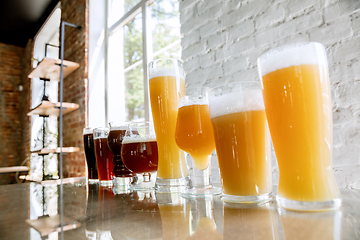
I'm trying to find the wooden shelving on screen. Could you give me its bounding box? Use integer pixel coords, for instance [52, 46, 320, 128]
[27, 101, 79, 116]
[31, 147, 80, 155]
[28, 57, 79, 81]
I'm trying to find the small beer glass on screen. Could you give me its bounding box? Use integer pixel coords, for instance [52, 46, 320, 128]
[121, 122, 158, 190]
[93, 127, 114, 186]
[208, 81, 273, 204]
[83, 127, 98, 184]
[175, 87, 221, 198]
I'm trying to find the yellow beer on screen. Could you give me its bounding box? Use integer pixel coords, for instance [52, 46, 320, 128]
[211, 110, 271, 196]
[208, 84, 272, 203]
[175, 104, 215, 170]
[149, 74, 188, 179]
[258, 43, 341, 205]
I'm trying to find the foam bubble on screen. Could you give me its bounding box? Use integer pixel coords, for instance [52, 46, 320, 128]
[258, 42, 326, 77]
[122, 135, 157, 144]
[83, 128, 93, 135]
[209, 89, 264, 119]
[179, 96, 207, 108]
[149, 68, 185, 80]
[109, 126, 127, 131]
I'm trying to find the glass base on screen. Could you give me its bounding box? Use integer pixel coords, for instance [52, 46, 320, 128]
[155, 175, 192, 193]
[88, 179, 99, 184]
[222, 192, 273, 204]
[99, 180, 113, 186]
[276, 195, 342, 212]
[130, 181, 156, 191]
[181, 186, 222, 198]
[113, 176, 137, 186]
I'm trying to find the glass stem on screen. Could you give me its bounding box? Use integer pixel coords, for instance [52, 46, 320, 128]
[191, 155, 212, 189]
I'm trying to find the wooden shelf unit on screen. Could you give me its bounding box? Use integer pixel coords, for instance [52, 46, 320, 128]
[28, 57, 79, 81]
[27, 101, 79, 116]
[31, 147, 80, 156]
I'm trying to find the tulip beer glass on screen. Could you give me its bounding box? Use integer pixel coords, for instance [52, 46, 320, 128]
[148, 58, 190, 192]
[208, 81, 272, 203]
[175, 87, 221, 198]
[121, 122, 158, 190]
[107, 122, 137, 186]
[257, 42, 341, 211]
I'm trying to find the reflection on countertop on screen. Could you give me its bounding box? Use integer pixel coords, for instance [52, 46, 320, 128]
[0, 178, 360, 239]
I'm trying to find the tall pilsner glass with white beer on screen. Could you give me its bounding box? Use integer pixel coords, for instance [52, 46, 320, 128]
[148, 58, 190, 192]
[257, 42, 341, 211]
[208, 81, 272, 204]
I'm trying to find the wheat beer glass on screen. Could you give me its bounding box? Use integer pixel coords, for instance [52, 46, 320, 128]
[121, 122, 158, 190]
[175, 87, 221, 198]
[257, 42, 341, 211]
[148, 58, 190, 192]
[93, 127, 114, 186]
[208, 81, 272, 204]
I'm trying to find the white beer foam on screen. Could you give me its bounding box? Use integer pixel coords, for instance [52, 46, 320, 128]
[149, 68, 185, 80]
[110, 126, 127, 131]
[83, 128, 93, 135]
[179, 96, 207, 108]
[258, 42, 326, 77]
[122, 135, 157, 144]
[209, 89, 264, 119]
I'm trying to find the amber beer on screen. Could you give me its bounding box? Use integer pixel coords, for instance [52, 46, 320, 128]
[258, 42, 341, 210]
[148, 58, 189, 191]
[208, 83, 272, 203]
[121, 137, 158, 173]
[175, 103, 215, 171]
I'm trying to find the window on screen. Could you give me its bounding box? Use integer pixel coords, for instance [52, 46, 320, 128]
[89, 0, 181, 126]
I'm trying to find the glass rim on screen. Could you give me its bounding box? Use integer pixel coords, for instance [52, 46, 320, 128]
[257, 41, 324, 61]
[147, 58, 183, 68]
[207, 81, 261, 95]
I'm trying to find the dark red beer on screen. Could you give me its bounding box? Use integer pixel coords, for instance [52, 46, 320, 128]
[94, 137, 114, 181]
[121, 140, 158, 173]
[83, 132, 98, 180]
[107, 129, 136, 178]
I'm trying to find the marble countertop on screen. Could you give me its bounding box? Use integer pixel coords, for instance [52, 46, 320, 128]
[0, 179, 359, 240]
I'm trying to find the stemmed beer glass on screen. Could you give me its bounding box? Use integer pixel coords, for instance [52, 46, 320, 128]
[175, 87, 221, 198]
[107, 122, 137, 187]
[121, 122, 158, 190]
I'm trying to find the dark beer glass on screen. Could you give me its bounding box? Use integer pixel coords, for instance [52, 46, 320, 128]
[121, 122, 158, 190]
[107, 122, 136, 186]
[94, 127, 114, 186]
[83, 127, 98, 183]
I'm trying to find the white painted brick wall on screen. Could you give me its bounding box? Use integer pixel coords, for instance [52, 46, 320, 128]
[180, 0, 360, 189]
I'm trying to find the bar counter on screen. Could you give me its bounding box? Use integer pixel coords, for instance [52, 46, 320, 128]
[0, 178, 359, 239]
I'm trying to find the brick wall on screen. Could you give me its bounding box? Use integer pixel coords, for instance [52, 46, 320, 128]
[60, 0, 89, 178]
[0, 42, 32, 184]
[180, 0, 360, 188]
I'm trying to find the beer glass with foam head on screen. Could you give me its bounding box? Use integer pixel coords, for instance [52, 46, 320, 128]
[107, 122, 137, 187]
[148, 58, 190, 192]
[257, 42, 341, 211]
[93, 127, 114, 186]
[175, 87, 221, 198]
[83, 127, 98, 184]
[121, 122, 158, 190]
[208, 81, 272, 204]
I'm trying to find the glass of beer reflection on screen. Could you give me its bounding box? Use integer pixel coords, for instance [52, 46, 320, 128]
[257, 42, 341, 211]
[175, 87, 221, 198]
[83, 127, 98, 184]
[93, 127, 114, 186]
[107, 122, 137, 186]
[148, 58, 190, 192]
[208, 81, 272, 203]
[121, 122, 158, 190]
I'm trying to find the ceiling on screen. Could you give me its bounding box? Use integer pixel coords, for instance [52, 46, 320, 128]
[0, 0, 60, 48]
